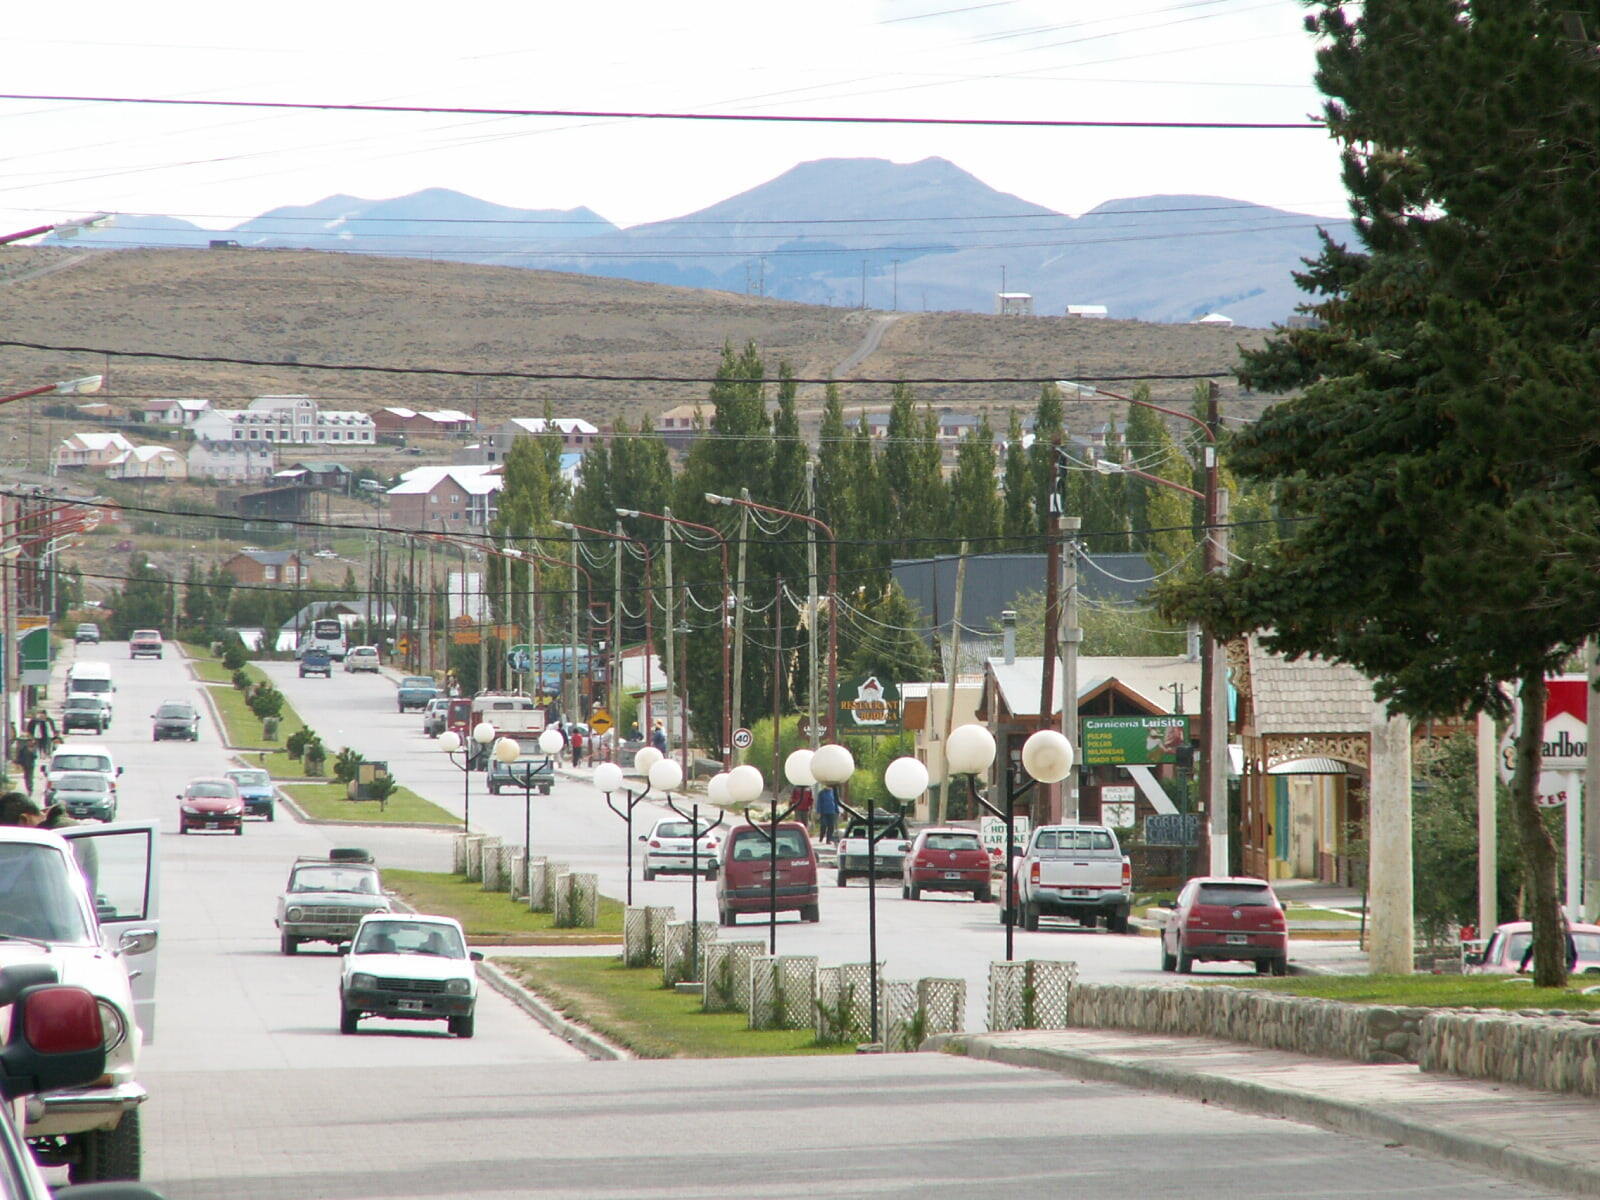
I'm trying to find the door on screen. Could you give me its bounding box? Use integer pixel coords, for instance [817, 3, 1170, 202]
[60, 821, 160, 1043]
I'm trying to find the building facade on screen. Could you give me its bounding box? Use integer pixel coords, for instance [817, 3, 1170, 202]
[385, 466, 502, 531]
[52, 432, 135, 472]
[188, 438, 276, 483]
[191, 395, 376, 447]
[222, 549, 308, 585]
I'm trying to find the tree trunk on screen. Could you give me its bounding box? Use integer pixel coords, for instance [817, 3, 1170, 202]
[1512, 670, 1566, 987]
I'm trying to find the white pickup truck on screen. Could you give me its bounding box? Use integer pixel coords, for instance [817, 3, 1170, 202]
[1011, 824, 1132, 933]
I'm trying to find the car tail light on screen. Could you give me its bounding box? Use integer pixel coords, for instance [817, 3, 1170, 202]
[1030, 861, 1041, 883]
[1121, 860, 1132, 887]
[1269, 910, 1287, 930]
[24, 987, 103, 1055]
[649, 839, 663, 848]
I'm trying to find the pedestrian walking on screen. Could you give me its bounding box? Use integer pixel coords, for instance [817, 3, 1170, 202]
[570, 727, 585, 768]
[12, 738, 37, 794]
[650, 720, 668, 755]
[815, 784, 839, 844]
[790, 784, 814, 830]
[26, 709, 58, 758]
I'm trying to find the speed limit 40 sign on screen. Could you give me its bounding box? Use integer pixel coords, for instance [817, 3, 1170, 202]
[732, 727, 753, 750]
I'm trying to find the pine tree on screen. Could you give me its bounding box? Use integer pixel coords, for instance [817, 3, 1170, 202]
[1001, 410, 1032, 550]
[1027, 383, 1066, 535]
[947, 413, 1000, 548]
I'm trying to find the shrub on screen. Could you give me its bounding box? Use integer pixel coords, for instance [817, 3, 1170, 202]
[303, 739, 327, 777]
[363, 773, 398, 809]
[232, 669, 251, 691]
[332, 746, 365, 785]
[286, 727, 314, 759]
[221, 645, 246, 672]
[247, 684, 284, 721]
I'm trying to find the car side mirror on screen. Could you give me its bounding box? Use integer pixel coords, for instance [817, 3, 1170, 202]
[174, 794, 182, 801]
[470, 951, 484, 962]
[637, 834, 648, 842]
[119, 929, 158, 956]
[1463, 951, 1484, 966]
[117, 767, 124, 776]
[1158, 899, 1177, 909]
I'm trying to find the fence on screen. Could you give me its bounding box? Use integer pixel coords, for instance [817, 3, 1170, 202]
[663, 921, 717, 986]
[623, 905, 675, 967]
[815, 963, 882, 1045]
[552, 872, 599, 928]
[529, 859, 567, 913]
[988, 959, 1078, 1032]
[702, 941, 764, 1012]
[749, 956, 817, 1030]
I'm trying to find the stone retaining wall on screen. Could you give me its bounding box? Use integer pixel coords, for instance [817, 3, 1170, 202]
[1421, 1009, 1600, 1097]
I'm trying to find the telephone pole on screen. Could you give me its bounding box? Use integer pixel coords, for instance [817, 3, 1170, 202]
[731, 494, 751, 744]
[804, 467, 820, 750]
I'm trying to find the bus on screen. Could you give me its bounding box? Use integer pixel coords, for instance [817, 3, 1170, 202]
[298, 617, 348, 662]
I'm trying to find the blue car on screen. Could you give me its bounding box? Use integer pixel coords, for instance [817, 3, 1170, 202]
[225, 767, 276, 820]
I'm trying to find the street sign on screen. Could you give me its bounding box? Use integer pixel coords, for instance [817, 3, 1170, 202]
[508, 644, 532, 673]
[589, 708, 613, 736]
[732, 727, 753, 750]
[1144, 812, 1201, 847]
[835, 675, 902, 734]
[1081, 715, 1191, 766]
[1100, 785, 1136, 830]
[979, 815, 1030, 855]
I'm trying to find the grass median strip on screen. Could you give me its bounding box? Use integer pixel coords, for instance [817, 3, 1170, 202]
[383, 869, 623, 941]
[1212, 973, 1600, 1011]
[282, 784, 460, 827]
[205, 683, 310, 777]
[498, 955, 855, 1058]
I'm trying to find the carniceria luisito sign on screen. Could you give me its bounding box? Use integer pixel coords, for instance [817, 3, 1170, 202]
[1081, 715, 1191, 766]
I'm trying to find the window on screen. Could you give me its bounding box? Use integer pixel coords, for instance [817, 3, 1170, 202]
[1194, 883, 1276, 908]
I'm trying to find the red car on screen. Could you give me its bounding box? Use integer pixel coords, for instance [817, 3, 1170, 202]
[177, 777, 245, 835]
[1160, 876, 1288, 976]
[716, 822, 819, 926]
[901, 827, 993, 902]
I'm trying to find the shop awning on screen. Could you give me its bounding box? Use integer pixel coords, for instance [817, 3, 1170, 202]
[1268, 757, 1350, 775]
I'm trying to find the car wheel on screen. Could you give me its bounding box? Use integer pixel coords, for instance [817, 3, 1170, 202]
[718, 906, 734, 927]
[266, 806, 275, 822]
[234, 823, 243, 836]
[975, 885, 993, 903]
[1023, 902, 1041, 932]
[900, 883, 910, 900]
[448, 1014, 475, 1038]
[908, 882, 922, 901]
[488, 784, 499, 795]
[281, 933, 298, 955]
[1177, 945, 1194, 974]
[704, 866, 719, 882]
[178, 822, 188, 835]
[836, 870, 849, 888]
[800, 903, 820, 923]
[1271, 954, 1289, 977]
[69, 1107, 141, 1184]
[1161, 942, 1177, 972]
[340, 1007, 359, 1035]
[1107, 911, 1130, 935]
[642, 866, 656, 882]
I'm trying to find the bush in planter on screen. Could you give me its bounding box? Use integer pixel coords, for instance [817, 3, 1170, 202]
[332, 746, 365, 785]
[286, 727, 315, 760]
[363, 773, 398, 810]
[232, 669, 251, 691]
[262, 716, 281, 742]
[303, 739, 327, 777]
[221, 645, 247, 672]
[247, 684, 284, 722]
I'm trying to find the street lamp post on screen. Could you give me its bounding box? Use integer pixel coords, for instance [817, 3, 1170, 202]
[653, 754, 724, 981]
[707, 492, 838, 744]
[810, 742, 885, 1044]
[438, 721, 495, 833]
[944, 724, 1076, 960]
[491, 727, 564, 878]
[0, 214, 113, 247]
[0, 374, 104, 412]
[593, 760, 648, 906]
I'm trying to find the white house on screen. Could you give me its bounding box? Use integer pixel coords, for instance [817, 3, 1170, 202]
[1192, 312, 1235, 327]
[105, 444, 189, 481]
[1065, 305, 1109, 319]
[996, 292, 1034, 316]
[139, 397, 212, 426]
[52, 432, 135, 472]
[191, 394, 377, 447]
[188, 438, 276, 483]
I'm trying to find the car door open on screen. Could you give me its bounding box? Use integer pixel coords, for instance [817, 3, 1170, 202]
[59, 820, 160, 1043]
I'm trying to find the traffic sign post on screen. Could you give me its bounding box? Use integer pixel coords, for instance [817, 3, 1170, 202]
[732, 727, 753, 751]
[590, 708, 613, 736]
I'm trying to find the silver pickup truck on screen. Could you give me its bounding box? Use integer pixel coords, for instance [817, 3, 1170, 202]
[1011, 824, 1132, 933]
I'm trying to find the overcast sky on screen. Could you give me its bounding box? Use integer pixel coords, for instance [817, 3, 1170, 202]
[2, 0, 1346, 238]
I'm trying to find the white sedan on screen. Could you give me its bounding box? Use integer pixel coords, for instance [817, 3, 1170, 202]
[639, 817, 721, 882]
[338, 914, 481, 1037]
[343, 646, 381, 673]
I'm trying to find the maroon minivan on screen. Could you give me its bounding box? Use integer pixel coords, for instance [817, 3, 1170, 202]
[1160, 876, 1288, 975]
[716, 822, 819, 926]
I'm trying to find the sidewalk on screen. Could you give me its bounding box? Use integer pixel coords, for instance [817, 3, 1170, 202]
[942, 1026, 1600, 1196]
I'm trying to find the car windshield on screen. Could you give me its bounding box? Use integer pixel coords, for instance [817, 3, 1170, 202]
[157, 704, 193, 717]
[731, 830, 808, 860]
[656, 821, 714, 839]
[292, 866, 378, 894]
[64, 698, 101, 710]
[1500, 931, 1600, 963]
[402, 677, 434, 688]
[1195, 884, 1276, 908]
[0, 843, 94, 943]
[229, 770, 270, 787]
[71, 679, 111, 694]
[54, 774, 108, 793]
[925, 833, 982, 852]
[1034, 829, 1115, 851]
[52, 754, 110, 773]
[187, 783, 235, 799]
[353, 921, 464, 958]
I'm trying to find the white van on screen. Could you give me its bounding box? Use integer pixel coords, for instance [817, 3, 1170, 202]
[67, 661, 117, 719]
[44, 742, 121, 793]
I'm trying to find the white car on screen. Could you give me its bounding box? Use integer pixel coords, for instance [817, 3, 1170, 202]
[44, 744, 121, 797]
[639, 817, 722, 882]
[343, 646, 380, 673]
[1, 823, 159, 1184]
[339, 914, 480, 1037]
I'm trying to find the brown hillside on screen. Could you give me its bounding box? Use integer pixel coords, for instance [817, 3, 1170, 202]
[0, 247, 1269, 432]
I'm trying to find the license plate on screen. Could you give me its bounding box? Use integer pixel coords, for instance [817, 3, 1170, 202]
[1070, 888, 1091, 898]
[1226, 934, 1249, 945]
[396, 999, 425, 1012]
[944, 872, 963, 880]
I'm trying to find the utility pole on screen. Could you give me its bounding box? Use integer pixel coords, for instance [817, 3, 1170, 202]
[891, 259, 900, 312]
[476, 546, 487, 695]
[804, 467, 820, 750]
[568, 549, 580, 719]
[1207, 486, 1230, 875]
[1040, 441, 1063, 824]
[1369, 697, 1415, 973]
[1478, 711, 1499, 934]
[1062, 517, 1081, 823]
[613, 529, 623, 755]
[935, 543, 970, 824]
[662, 508, 677, 769]
[860, 261, 867, 310]
[1586, 638, 1600, 920]
[731, 494, 750, 745]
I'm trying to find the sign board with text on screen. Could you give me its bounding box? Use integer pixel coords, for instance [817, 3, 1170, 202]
[1081, 716, 1191, 766]
[979, 815, 1031, 855]
[835, 675, 902, 734]
[1144, 812, 1201, 847]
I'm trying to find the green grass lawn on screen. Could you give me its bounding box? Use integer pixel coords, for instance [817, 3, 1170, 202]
[205, 683, 311, 777]
[383, 868, 624, 939]
[1213, 973, 1600, 1011]
[282, 783, 459, 826]
[499, 955, 856, 1058]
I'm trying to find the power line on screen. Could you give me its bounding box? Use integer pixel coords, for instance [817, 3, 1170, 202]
[0, 92, 1324, 130]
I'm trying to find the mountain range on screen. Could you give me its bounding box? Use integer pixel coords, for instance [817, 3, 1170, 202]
[55, 157, 1349, 326]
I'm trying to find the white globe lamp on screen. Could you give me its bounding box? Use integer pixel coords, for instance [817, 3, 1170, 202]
[593, 762, 624, 794]
[726, 764, 764, 806]
[1021, 729, 1075, 784]
[438, 730, 462, 754]
[492, 736, 521, 765]
[810, 743, 855, 785]
[648, 757, 684, 795]
[783, 748, 816, 788]
[884, 756, 930, 802]
[706, 772, 730, 805]
[946, 724, 997, 776]
[472, 721, 496, 746]
[538, 727, 565, 756]
[634, 746, 663, 777]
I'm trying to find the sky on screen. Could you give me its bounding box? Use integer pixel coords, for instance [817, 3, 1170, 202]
[0, 0, 1348, 239]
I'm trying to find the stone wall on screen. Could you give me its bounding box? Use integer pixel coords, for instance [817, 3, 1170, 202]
[1421, 1009, 1600, 1097]
[1064, 982, 1426, 1064]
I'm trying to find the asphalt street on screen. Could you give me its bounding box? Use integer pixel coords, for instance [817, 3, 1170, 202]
[41, 645, 1556, 1198]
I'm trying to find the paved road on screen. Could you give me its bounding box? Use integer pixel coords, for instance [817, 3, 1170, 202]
[262, 660, 1359, 1031]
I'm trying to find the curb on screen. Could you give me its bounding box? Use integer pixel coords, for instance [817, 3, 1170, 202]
[476, 959, 631, 1062]
[936, 1034, 1600, 1198]
[272, 787, 461, 831]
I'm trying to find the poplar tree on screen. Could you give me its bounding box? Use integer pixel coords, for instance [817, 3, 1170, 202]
[947, 413, 1000, 548]
[1000, 410, 1033, 550]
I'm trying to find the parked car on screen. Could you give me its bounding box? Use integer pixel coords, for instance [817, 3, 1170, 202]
[1160, 876, 1289, 976]
[901, 826, 992, 902]
[395, 675, 439, 712]
[61, 695, 112, 735]
[338, 914, 481, 1036]
[299, 648, 333, 678]
[716, 821, 819, 926]
[150, 700, 200, 742]
[486, 754, 554, 796]
[224, 767, 276, 820]
[128, 630, 163, 660]
[344, 645, 380, 673]
[176, 778, 244, 835]
[836, 812, 911, 887]
[1012, 823, 1133, 933]
[1463, 920, 1600, 975]
[73, 622, 101, 644]
[639, 816, 721, 881]
[0, 964, 167, 1200]
[47, 771, 117, 822]
[1, 822, 161, 1185]
[276, 852, 389, 954]
[421, 697, 451, 737]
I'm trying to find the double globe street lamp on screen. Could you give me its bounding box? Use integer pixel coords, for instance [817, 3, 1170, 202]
[491, 726, 565, 871]
[438, 721, 496, 832]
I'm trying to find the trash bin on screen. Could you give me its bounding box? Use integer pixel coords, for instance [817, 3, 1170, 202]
[348, 760, 390, 800]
